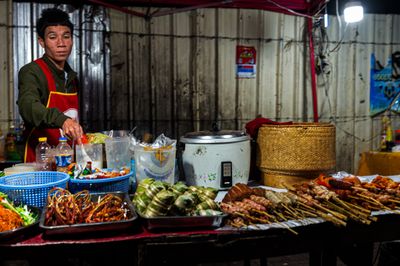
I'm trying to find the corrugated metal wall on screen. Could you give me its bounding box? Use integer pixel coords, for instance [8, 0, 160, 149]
[0, 0, 12, 135]
[109, 8, 312, 140]
[11, 2, 110, 132]
[108, 8, 400, 174]
[1, 1, 400, 174]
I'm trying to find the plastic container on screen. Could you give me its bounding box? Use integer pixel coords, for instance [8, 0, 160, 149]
[105, 137, 131, 170]
[102, 130, 130, 138]
[0, 171, 69, 207]
[134, 146, 176, 185]
[76, 143, 103, 169]
[68, 171, 132, 193]
[55, 137, 73, 173]
[35, 137, 51, 171]
[4, 163, 38, 175]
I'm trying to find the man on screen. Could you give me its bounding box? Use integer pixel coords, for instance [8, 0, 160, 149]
[18, 8, 83, 162]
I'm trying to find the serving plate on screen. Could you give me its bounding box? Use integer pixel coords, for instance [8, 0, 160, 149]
[39, 192, 138, 236]
[0, 206, 41, 243]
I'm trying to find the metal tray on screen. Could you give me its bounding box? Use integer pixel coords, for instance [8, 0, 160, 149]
[140, 213, 227, 231]
[0, 206, 41, 243]
[39, 192, 138, 236]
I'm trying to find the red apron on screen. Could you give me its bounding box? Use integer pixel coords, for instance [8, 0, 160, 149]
[24, 58, 79, 163]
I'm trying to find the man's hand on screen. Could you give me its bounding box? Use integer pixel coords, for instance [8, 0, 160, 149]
[62, 118, 83, 144]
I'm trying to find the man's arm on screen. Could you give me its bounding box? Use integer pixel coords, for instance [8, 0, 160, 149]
[17, 64, 69, 128]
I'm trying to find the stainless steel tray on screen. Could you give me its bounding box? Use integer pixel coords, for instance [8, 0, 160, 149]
[39, 192, 138, 236]
[140, 213, 227, 230]
[0, 206, 41, 243]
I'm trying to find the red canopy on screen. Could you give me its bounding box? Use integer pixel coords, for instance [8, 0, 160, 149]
[88, 0, 326, 18]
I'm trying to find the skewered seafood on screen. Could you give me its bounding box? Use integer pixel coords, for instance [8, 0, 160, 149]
[222, 183, 253, 203]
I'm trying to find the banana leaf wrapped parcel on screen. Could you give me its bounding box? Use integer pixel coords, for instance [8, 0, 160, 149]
[133, 178, 222, 217]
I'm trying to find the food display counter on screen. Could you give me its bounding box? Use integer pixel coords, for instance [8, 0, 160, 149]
[1, 213, 400, 266]
[3, 162, 400, 266]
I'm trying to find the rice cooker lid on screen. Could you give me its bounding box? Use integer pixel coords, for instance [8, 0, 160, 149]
[180, 130, 250, 144]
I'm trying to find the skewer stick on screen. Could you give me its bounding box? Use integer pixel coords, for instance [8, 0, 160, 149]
[323, 201, 371, 225]
[253, 210, 298, 235]
[358, 194, 387, 207]
[289, 206, 306, 219]
[297, 201, 317, 212]
[251, 209, 274, 220]
[282, 204, 301, 219]
[330, 199, 371, 219]
[334, 198, 371, 215]
[348, 195, 380, 208]
[298, 209, 318, 218]
[337, 200, 377, 221]
[388, 199, 400, 205]
[317, 211, 347, 227]
[273, 210, 288, 221]
[312, 201, 347, 220]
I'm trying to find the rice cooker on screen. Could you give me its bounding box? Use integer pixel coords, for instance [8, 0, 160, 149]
[180, 130, 251, 190]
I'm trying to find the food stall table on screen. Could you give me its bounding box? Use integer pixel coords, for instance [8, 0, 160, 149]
[2, 213, 400, 266]
[0, 225, 330, 266]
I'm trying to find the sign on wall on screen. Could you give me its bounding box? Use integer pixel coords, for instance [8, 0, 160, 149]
[236, 46, 256, 78]
[370, 52, 400, 116]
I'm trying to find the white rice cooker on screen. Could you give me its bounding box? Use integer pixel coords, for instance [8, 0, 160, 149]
[180, 130, 251, 190]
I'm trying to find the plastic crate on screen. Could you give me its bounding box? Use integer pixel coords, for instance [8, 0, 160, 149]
[0, 171, 69, 207]
[68, 171, 132, 194]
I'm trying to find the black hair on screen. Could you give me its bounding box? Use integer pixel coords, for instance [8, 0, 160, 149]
[36, 8, 73, 39]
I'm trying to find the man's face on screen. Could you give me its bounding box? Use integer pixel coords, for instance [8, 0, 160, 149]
[38, 25, 73, 65]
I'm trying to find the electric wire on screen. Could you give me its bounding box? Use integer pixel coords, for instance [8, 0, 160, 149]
[265, 0, 328, 19]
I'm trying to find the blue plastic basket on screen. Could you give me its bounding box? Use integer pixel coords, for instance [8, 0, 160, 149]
[68, 171, 132, 194]
[0, 171, 69, 207]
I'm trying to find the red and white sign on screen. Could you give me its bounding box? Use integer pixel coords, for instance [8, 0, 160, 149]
[236, 46, 256, 78]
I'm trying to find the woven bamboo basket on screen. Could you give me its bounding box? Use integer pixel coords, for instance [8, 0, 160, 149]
[257, 123, 336, 187]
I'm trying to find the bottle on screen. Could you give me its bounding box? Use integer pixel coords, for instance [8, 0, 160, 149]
[5, 125, 21, 161]
[55, 137, 73, 173]
[386, 115, 394, 151]
[381, 112, 394, 152]
[82, 161, 92, 175]
[35, 137, 51, 171]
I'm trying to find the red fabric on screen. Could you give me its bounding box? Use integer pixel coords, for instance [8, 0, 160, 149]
[245, 117, 293, 139]
[114, 0, 325, 16]
[99, 0, 326, 18]
[34, 58, 57, 92]
[24, 58, 79, 163]
[17, 226, 232, 245]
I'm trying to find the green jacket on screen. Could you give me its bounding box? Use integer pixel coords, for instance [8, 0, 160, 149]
[17, 55, 79, 129]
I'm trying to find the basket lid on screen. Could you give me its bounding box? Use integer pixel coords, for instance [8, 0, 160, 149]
[180, 130, 249, 144]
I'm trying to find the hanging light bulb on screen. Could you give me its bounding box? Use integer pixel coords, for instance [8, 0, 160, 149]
[343, 1, 364, 23]
[324, 6, 329, 27]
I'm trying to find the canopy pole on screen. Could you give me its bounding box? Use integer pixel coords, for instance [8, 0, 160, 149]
[307, 17, 318, 122]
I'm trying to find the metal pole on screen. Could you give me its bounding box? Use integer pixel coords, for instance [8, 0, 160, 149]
[307, 17, 319, 122]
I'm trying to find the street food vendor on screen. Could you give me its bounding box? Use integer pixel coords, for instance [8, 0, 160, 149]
[17, 8, 83, 162]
